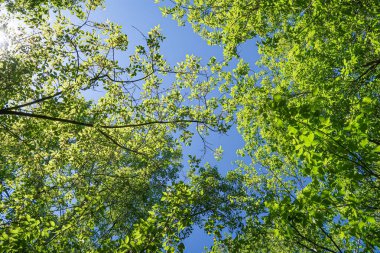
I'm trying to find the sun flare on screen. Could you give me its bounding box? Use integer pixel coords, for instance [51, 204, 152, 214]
[0, 7, 24, 53]
[0, 29, 10, 49]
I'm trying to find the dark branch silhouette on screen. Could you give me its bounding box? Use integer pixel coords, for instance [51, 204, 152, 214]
[0, 110, 209, 129]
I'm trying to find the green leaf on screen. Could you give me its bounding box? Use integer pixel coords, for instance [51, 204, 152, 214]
[362, 97, 372, 104]
[273, 94, 282, 102]
[367, 216, 376, 224]
[1, 232, 8, 240]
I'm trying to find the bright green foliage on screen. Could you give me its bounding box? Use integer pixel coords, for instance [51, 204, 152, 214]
[0, 0, 229, 251]
[159, 0, 380, 251]
[118, 164, 246, 252]
[2, 0, 380, 251]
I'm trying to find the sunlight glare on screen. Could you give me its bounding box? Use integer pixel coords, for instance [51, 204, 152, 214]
[0, 29, 10, 49]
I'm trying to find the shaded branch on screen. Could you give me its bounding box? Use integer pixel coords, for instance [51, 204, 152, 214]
[97, 129, 147, 157]
[319, 226, 343, 253]
[0, 110, 208, 129]
[289, 222, 337, 253]
[5, 91, 63, 111]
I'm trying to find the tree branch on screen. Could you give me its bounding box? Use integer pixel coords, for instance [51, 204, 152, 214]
[97, 129, 147, 157]
[289, 222, 337, 253]
[0, 110, 207, 129]
[4, 91, 62, 111]
[319, 226, 343, 253]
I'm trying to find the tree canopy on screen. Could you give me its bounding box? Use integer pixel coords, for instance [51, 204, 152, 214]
[1, 0, 380, 252]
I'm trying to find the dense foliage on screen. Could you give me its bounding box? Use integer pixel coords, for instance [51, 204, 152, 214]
[0, 0, 233, 251]
[0, 0, 379, 252]
[161, 0, 380, 252]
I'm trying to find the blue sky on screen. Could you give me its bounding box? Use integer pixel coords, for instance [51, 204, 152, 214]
[92, 1, 259, 251]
